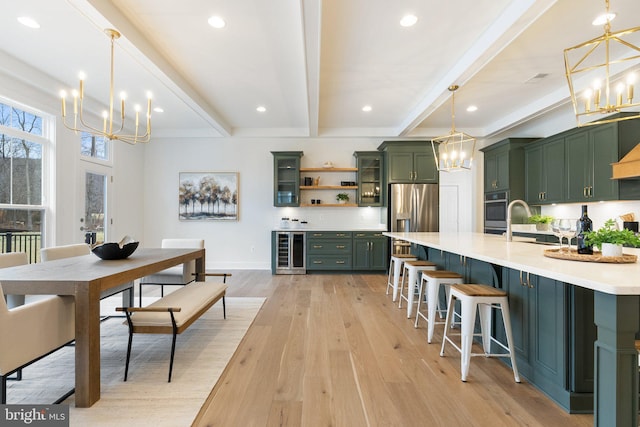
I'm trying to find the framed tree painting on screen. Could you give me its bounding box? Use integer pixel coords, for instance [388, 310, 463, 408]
[179, 172, 239, 221]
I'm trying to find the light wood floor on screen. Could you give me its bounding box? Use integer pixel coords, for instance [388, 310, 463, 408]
[193, 271, 594, 426]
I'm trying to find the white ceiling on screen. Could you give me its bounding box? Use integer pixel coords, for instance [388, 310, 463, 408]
[0, 0, 639, 140]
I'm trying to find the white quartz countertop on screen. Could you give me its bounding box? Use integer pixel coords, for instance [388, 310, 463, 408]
[384, 231, 640, 296]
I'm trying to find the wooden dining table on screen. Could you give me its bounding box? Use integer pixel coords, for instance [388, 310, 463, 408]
[0, 247, 205, 407]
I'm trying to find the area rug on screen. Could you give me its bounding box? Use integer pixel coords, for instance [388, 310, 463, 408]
[4, 297, 265, 426]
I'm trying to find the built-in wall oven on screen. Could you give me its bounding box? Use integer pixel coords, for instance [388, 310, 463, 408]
[484, 191, 508, 234]
[275, 231, 306, 274]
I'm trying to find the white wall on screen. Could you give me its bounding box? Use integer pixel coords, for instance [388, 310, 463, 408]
[142, 137, 385, 269]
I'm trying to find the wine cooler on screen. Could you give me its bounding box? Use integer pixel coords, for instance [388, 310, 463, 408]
[275, 231, 306, 274]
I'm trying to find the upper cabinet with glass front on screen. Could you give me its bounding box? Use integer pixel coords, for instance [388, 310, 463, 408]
[353, 151, 384, 206]
[272, 151, 303, 207]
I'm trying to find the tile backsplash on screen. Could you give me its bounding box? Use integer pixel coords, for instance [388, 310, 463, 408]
[541, 200, 640, 229]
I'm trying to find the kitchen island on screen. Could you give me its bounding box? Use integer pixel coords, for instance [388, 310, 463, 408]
[384, 231, 639, 427]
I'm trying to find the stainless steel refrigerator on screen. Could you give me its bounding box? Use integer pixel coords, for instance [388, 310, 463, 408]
[388, 183, 439, 254]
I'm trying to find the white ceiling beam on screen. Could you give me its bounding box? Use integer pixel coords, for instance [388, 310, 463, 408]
[301, 0, 322, 137]
[73, 0, 232, 137]
[396, 0, 558, 137]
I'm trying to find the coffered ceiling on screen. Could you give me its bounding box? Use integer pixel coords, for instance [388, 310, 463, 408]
[1, 0, 639, 140]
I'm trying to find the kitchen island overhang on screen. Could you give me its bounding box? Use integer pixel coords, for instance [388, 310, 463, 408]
[385, 231, 639, 427]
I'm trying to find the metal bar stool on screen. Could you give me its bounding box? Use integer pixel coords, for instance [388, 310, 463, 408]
[398, 260, 437, 318]
[440, 284, 520, 383]
[415, 270, 463, 343]
[386, 253, 418, 302]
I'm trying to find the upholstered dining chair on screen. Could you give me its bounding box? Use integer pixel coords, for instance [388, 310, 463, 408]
[0, 283, 76, 404]
[0, 252, 29, 309]
[0, 252, 31, 382]
[138, 239, 205, 306]
[40, 243, 134, 306]
[40, 243, 91, 261]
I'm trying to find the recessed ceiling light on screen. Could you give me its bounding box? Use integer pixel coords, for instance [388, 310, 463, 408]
[362, 105, 372, 112]
[153, 107, 164, 113]
[592, 12, 616, 26]
[208, 16, 226, 29]
[17, 16, 40, 29]
[400, 15, 418, 27]
[466, 105, 478, 112]
[256, 106, 266, 113]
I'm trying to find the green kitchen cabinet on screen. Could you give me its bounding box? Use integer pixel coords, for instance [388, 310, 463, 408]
[481, 138, 536, 196]
[525, 115, 640, 205]
[377, 141, 438, 184]
[354, 151, 384, 207]
[566, 123, 619, 202]
[485, 148, 509, 192]
[306, 231, 352, 271]
[426, 247, 446, 269]
[525, 137, 565, 204]
[272, 151, 303, 207]
[352, 232, 388, 270]
[443, 252, 498, 286]
[498, 268, 574, 410]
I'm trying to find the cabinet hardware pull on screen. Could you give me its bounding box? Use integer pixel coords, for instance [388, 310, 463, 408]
[519, 270, 525, 286]
[313, 245, 323, 249]
[336, 245, 345, 249]
[313, 260, 323, 264]
[336, 233, 345, 237]
[336, 260, 345, 264]
[583, 187, 587, 198]
[589, 186, 593, 198]
[356, 233, 365, 237]
[527, 272, 533, 288]
[313, 233, 322, 237]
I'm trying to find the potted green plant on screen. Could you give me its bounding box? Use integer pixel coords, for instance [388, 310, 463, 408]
[528, 214, 554, 231]
[336, 193, 349, 204]
[584, 219, 640, 257]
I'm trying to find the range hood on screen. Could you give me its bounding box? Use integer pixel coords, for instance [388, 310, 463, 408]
[612, 143, 640, 179]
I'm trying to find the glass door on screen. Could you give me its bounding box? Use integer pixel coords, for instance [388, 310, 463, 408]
[78, 163, 111, 245]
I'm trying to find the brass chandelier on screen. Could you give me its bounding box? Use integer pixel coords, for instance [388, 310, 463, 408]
[431, 85, 476, 172]
[60, 29, 152, 144]
[564, 0, 640, 127]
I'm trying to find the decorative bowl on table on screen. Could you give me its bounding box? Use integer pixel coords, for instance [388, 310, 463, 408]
[92, 236, 139, 260]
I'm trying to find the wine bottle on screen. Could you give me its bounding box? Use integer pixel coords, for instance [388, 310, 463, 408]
[576, 204, 593, 255]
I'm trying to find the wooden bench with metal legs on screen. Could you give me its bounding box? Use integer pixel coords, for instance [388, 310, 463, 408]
[116, 273, 230, 382]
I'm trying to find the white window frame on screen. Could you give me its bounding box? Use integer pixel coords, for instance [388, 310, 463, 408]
[0, 96, 53, 251]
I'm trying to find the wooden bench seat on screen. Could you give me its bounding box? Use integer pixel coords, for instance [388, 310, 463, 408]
[117, 277, 228, 382]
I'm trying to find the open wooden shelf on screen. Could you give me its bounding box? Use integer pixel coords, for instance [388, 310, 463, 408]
[300, 167, 358, 172]
[300, 186, 357, 190]
[300, 203, 358, 207]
